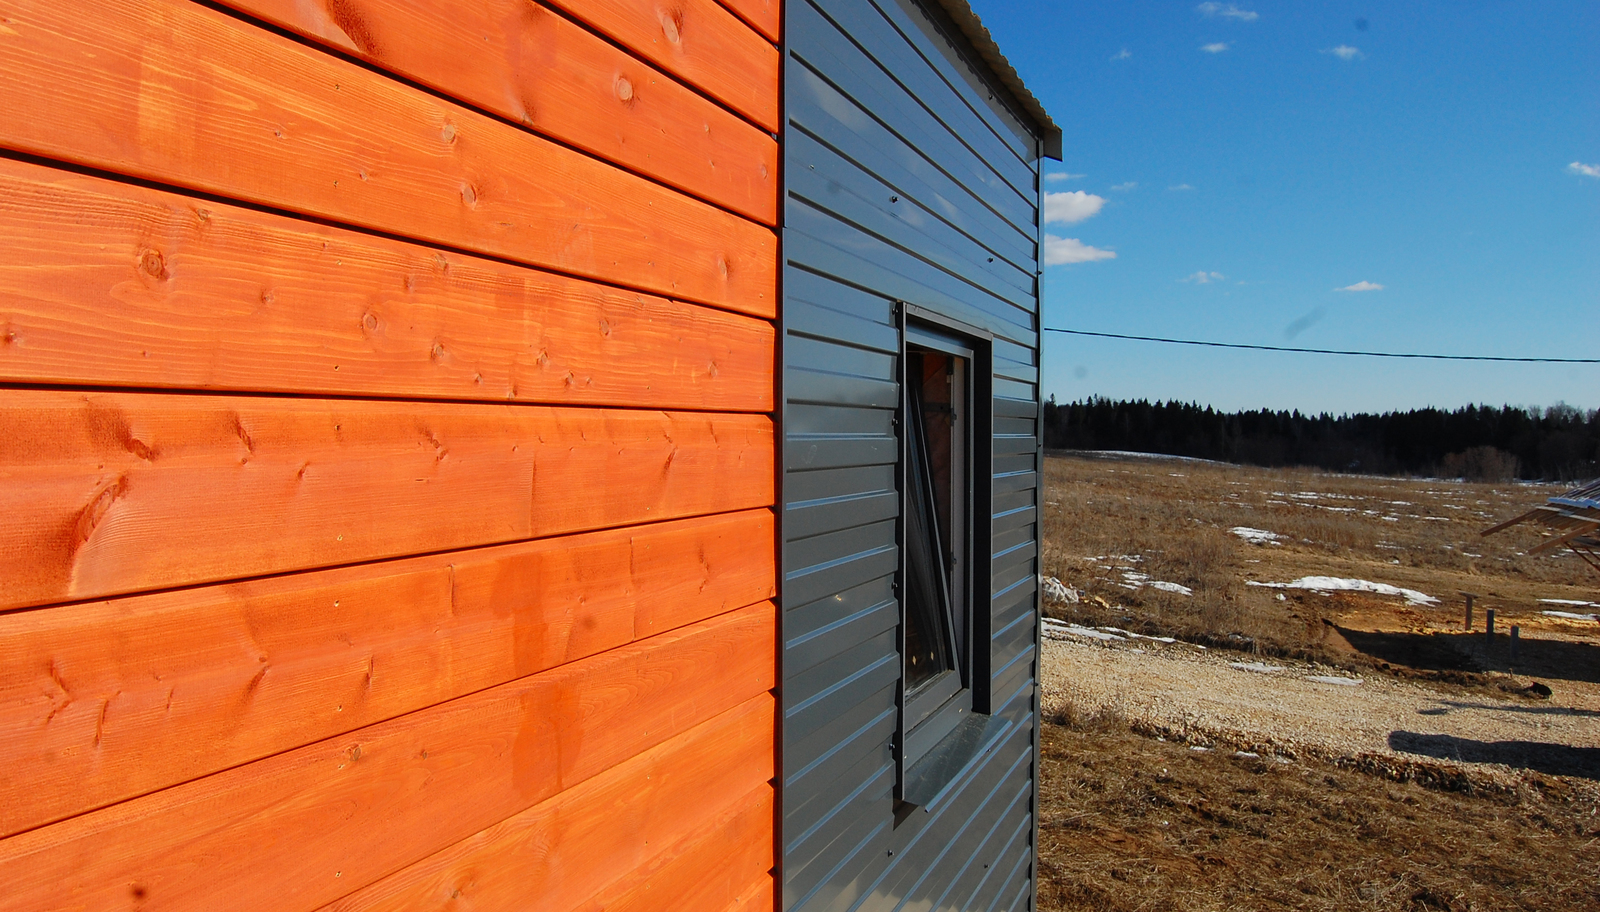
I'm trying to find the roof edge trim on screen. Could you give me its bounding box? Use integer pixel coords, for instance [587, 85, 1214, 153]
[928, 0, 1062, 160]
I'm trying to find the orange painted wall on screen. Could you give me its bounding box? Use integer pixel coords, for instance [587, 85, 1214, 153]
[0, 1, 779, 909]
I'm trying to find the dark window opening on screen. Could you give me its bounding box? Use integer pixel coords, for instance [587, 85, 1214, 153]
[900, 336, 971, 744]
[904, 347, 967, 697]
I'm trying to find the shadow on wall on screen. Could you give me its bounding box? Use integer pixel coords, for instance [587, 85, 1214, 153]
[1388, 732, 1600, 781]
[1337, 626, 1600, 685]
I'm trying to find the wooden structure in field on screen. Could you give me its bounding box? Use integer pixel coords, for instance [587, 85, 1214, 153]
[1484, 479, 1600, 574]
[0, 0, 1054, 909]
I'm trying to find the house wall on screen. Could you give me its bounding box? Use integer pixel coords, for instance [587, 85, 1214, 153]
[779, 0, 1044, 909]
[0, 1, 779, 909]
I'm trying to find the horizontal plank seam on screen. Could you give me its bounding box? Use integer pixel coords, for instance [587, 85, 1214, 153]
[787, 118, 1032, 276]
[0, 148, 775, 325]
[0, 381, 777, 417]
[535, 0, 780, 135]
[0, 596, 779, 842]
[188, 0, 780, 221]
[0, 505, 777, 620]
[791, 3, 1036, 212]
[787, 196, 1030, 325]
[788, 55, 1037, 248]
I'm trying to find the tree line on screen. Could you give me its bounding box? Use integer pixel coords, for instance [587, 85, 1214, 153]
[1042, 397, 1600, 482]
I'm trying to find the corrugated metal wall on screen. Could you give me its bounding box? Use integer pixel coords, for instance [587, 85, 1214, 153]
[780, 0, 1044, 909]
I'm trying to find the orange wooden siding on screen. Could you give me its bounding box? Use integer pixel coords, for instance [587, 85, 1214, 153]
[0, 0, 775, 315]
[0, 0, 780, 907]
[0, 160, 774, 410]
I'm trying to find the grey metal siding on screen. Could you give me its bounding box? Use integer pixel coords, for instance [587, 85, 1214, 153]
[781, 0, 1044, 908]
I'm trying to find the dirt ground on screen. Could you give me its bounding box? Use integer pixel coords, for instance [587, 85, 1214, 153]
[1037, 453, 1600, 911]
[1037, 720, 1600, 912]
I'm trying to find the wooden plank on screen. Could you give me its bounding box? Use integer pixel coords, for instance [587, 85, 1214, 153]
[715, 0, 781, 43]
[546, 0, 780, 131]
[215, 0, 777, 224]
[0, 160, 773, 410]
[571, 785, 775, 912]
[725, 874, 780, 912]
[0, 391, 774, 611]
[321, 698, 774, 911]
[0, 510, 775, 839]
[0, 603, 776, 912]
[0, 0, 775, 316]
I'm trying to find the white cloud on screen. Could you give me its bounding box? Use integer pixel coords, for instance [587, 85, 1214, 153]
[1168, 183, 1195, 191]
[1201, 42, 1231, 53]
[1045, 172, 1088, 182]
[1183, 271, 1226, 284]
[1198, 2, 1258, 21]
[1044, 190, 1107, 224]
[1569, 162, 1600, 178]
[1044, 236, 1117, 265]
[1111, 48, 1132, 61]
[1110, 181, 1138, 191]
[1324, 45, 1363, 60]
[1335, 281, 1384, 292]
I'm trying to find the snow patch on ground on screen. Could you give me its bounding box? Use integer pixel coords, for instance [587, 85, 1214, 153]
[1230, 526, 1284, 545]
[1247, 576, 1438, 606]
[1540, 598, 1599, 608]
[1305, 675, 1363, 687]
[1042, 617, 1124, 641]
[1230, 661, 1285, 674]
[1041, 576, 1079, 604]
[1542, 610, 1599, 622]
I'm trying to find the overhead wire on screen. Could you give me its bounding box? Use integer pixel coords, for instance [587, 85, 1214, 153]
[1042, 328, 1600, 364]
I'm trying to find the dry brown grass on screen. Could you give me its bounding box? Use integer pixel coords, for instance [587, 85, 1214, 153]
[1040, 452, 1598, 670]
[1037, 715, 1600, 912]
[1036, 453, 1600, 911]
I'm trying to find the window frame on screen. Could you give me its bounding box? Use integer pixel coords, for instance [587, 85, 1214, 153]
[895, 304, 995, 807]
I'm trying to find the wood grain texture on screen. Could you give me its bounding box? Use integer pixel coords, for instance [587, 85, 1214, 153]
[725, 873, 780, 912]
[0, 510, 774, 839]
[0, 0, 775, 315]
[575, 786, 777, 912]
[322, 698, 774, 912]
[715, 0, 781, 43]
[0, 603, 776, 912]
[544, 0, 780, 131]
[0, 160, 774, 410]
[216, 0, 778, 224]
[0, 390, 773, 611]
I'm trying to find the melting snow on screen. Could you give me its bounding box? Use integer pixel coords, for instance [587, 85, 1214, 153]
[1540, 598, 1599, 607]
[1247, 577, 1438, 606]
[1229, 661, 1284, 674]
[1305, 675, 1363, 686]
[1542, 610, 1599, 621]
[1230, 526, 1284, 545]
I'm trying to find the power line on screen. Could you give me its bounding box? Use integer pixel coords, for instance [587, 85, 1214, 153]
[1043, 328, 1600, 364]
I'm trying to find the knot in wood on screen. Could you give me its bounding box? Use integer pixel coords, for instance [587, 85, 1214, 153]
[659, 10, 682, 44]
[615, 76, 634, 103]
[139, 250, 168, 280]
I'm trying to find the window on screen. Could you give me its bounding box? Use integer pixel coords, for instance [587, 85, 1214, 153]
[897, 312, 992, 807]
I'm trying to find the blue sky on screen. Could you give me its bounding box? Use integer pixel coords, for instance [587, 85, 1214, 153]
[971, 1, 1599, 414]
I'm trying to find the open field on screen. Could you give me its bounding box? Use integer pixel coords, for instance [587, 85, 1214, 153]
[1037, 452, 1600, 911]
[1040, 451, 1599, 676]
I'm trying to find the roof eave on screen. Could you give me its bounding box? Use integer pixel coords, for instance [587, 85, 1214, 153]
[928, 0, 1062, 160]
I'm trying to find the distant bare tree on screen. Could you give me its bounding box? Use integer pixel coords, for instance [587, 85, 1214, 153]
[1439, 446, 1519, 482]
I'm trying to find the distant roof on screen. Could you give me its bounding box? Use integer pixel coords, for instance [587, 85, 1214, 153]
[928, 0, 1063, 160]
[1482, 478, 1600, 575]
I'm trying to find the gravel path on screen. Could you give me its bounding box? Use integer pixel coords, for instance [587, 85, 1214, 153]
[1040, 621, 1600, 780]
